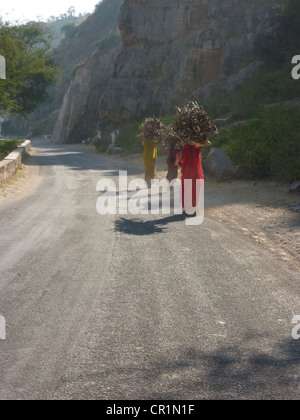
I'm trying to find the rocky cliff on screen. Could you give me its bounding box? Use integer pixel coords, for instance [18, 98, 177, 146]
[53, 0, 282, 143]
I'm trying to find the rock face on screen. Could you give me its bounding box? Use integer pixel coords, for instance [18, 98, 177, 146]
[53, 0, 281, 143]
[53, 46, 121, 143]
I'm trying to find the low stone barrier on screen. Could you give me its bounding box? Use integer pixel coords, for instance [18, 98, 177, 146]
[0, 140, 31, 183]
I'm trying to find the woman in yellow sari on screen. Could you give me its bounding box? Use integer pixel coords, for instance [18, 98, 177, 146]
[143, 139, 158, 188]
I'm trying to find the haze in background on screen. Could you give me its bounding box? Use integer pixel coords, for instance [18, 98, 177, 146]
[0, 0, 99, 22]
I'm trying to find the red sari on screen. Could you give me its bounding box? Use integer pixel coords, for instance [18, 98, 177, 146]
[181, 144, 204, 210]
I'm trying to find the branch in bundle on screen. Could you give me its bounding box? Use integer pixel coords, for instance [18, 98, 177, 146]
[160, 125, 182, 148]
[174, 101, 218, 146]
[137, 117, 165, 142]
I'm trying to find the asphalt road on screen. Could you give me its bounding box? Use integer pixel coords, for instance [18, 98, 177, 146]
[0, 141, 299, 400]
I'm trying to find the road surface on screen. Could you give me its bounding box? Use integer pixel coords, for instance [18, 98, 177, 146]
[0, 141, 299, 400]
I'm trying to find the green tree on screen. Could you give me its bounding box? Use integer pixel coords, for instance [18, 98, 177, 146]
[0, 21, 59, 117]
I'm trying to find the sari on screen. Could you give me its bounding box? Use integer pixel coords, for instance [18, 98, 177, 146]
[164, 143, 180, 182]
[181, 144, 204, 211]
[143, 139, 158, 187]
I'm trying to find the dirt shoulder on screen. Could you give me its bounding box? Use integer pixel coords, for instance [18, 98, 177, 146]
[0, 147, 42, 203]
[204, 180, 300, 272]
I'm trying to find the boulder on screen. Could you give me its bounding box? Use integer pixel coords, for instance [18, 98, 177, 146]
[290, 203, 300, 212]
[290, 181, 300, 192]
[202, 148, 240, 179]
[286, 202, 300, 212]
[108, 145, 122, 154]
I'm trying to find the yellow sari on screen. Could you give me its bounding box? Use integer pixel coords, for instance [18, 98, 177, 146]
[143, 139, 158, 187]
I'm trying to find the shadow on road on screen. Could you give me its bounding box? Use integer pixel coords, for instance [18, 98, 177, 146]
[56, 337, 300, 399]
[115, 215, 184, 235]
[143, 338, 300, 399]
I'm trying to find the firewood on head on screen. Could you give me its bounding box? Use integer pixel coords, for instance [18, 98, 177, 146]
[160, 125, 181, 148]
[174, 101, 218, 146]
[137, 116, 165, 143]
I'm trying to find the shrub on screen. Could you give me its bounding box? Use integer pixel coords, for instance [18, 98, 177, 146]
[215, 106, 300, 180]
[203, 92, 232, 119]
[0, 139, 21, 160]
[116, 121, 143, 154]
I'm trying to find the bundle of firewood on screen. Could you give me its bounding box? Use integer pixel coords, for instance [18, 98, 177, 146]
[174, 101, 218, 145]
[137, 117, 165, 142]
[160, 125, 181, 148]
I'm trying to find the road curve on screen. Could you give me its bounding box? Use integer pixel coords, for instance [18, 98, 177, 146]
[0, 141, 299, 400]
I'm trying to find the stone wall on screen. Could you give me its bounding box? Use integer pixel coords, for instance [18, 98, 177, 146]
[0, 141, 31, 184]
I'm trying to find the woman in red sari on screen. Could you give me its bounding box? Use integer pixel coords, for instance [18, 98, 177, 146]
[181, 141, 206, 217]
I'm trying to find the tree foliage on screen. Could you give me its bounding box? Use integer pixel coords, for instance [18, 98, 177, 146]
[213, 106, 300, 180]
[0, 139, 21, 160]
[0, 21, 59, 117]
[278, 0, 300, 49]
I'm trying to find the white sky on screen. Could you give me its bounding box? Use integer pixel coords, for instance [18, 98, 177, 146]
[0, 0, 99, 23]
